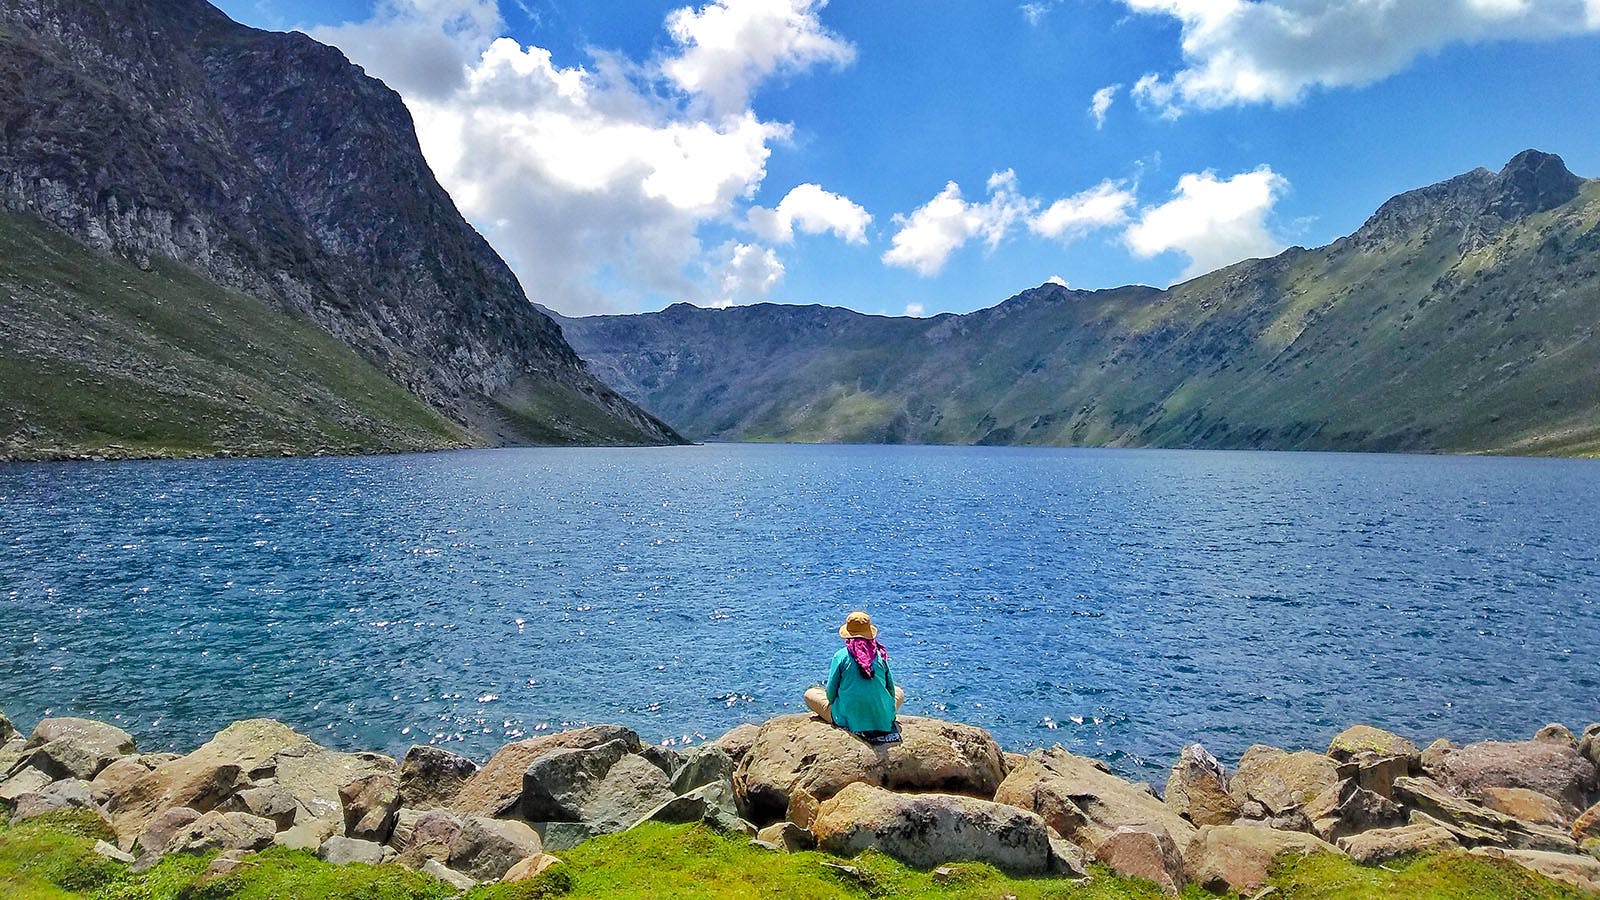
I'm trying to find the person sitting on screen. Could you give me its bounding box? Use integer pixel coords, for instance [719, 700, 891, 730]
[804, 611, 905, 742]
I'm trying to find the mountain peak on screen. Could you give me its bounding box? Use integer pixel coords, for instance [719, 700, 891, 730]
[1487, 149, 1583, 220]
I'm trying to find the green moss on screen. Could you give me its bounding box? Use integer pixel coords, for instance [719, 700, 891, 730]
[1270, 849, 1593, 899]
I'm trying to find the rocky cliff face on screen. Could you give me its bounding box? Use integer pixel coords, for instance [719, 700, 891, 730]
[0, 0, 679, 448]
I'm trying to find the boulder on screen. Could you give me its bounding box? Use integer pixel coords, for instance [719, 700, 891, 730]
[522, 741, 676, 832]
[1421, 738, 1457, 774]
[1471, 846, 1600, 894]
[1164, 744, 1238, 826]
[1328, 725, 1419, 763]
[197, 849, 256, 883]
[388, 808, 422, 851]
[226, 785, 299, 831]
[1303, 778, 1404, 842]
[1335, 752, 1411, 800]
[164, 810, 277, 855]
[755, 821, 814, 853]
[1579, 725, 1600, 770]
[91, 757, 155, 809]
[640, 745, 681, 777]
[1535, 724, 1577, 746]
[450, 725, 640, 818]
[531, 822, 601, 852]
[788, 786, 821, 830]
[1184, 824, 1342, 893]
[0, 738, 26, 775]
[15, 718, 136, 781]
[422, 857, 477, 890]
[446, 815, 542, 881]
[1394, 776, 1576, 852]
[503, 853, 563, 882]
[994, 747, 1195, 851]
[340, 771, 400, 843]
[1230, 745, 1340, 816]
[11, 778, 97, 823]
[133, 807, 202, 859]
[736, 715, 1004, 825]
[1480, 786, 1573, 829]
[93, 839, 135, 864]
[391, 808, 463, 867]
[398, 745, 479, 811]
[1429, 737, 1597, 811]
[1092, 826, 1186, 895]
[319, 835, 385, 865]
[671, 746, 735, 796]
[1047, 828, 1090, 876]
[1573, 803, 1600, 842]
[1337, 822, 1461, 865]
[0, 711, 13, 744]
[812, 782, 1054, 875]
[637, 781, 741, 828]
[710, 724, 761, 765]
[0, 767, 53, 814]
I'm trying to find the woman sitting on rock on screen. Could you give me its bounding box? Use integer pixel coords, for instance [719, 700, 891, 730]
[804, 611, 905, 742]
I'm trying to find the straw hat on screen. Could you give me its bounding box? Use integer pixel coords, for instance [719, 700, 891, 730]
[838, 611, 878, 640]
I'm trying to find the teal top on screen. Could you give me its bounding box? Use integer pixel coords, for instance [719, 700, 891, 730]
[825, 646, 898, 734]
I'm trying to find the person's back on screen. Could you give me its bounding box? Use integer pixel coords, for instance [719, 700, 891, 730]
[804, 611, 904, 739]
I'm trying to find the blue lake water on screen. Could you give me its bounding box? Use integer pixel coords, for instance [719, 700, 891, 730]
[1, 443, 1597, 782]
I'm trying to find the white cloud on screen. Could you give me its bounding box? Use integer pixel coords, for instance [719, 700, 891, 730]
[1122, 0, 1600, 116]
[309, 0, 853, 314]
[748, 183, 871, 244]
[663, 0, 855, 116]
[1046, 275, 1070, 287]
[1123, 165, 1289, 281]
[1089, 84, 1119, 128]
[712, 242, 784, 306]
[1019, 2, 1056, 26]
[903, 302, 926, 316]
[882, 171, 1035, 277]
[1029, 179, 1136, 241]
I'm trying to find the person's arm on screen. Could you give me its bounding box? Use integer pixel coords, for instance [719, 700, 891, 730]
[883, 659, 896, 698]
[825, 651, 844, 705]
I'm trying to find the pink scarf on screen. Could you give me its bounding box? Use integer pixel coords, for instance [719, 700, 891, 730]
[844, 637, 888, 678]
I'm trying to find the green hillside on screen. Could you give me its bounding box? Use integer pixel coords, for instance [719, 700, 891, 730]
[0, 209, 467, 460]
[559, 151, 1600, 456]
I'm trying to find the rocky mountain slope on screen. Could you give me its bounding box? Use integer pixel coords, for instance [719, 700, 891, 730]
[558, 150, 1600, 456]
[0, 0, 679, 458]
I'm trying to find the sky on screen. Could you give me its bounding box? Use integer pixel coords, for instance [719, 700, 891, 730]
[210, 0, 1600, 317]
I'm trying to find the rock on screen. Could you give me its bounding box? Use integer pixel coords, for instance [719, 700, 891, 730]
[788, 786, 821, 830]
[133, 807, 202, 859]
[275, 816, 339, 851]
[0, 767, 53, 815]
[1165, 744, 1239, 826]
[671, 746, 735, 795]
[522, 741, 676, 832]
[421, 857, 477, 891]
[1573, 803, 1600, 842]
[1394, 776, 1576, 852]
[91, 757, 154, 810]
[1328, 725, 1419, 764]
[393, 808, 464, 865]
[503, 853, 564, 882]
[341, 771, 400, 843]
[1535, 724, 1577, 746]
[1420, 739, 1457, 774]
[14, 717, 137, 782]
[446, 815, 542, 881]
[1003, 752, 1028, 775]
[735, 715, 1005, 825]
[320, 835, 385, 865]
[640, 745, 680, 777]
[164, 810, 277, 855]
[12, 778, 97, 822]
[198, 849, 256, 883]
[531, 822, 600, 852]
[93, 839, 135, 863]
[1579, 725, 1600, 769]
[0, 711, 13, 744]
[756, 821, 814, 852]
[1046, 827, 1089, 876]
[388, 808, 421, 850]
[1230, 745, 1340, 816]
[1337, 822, 1461, 864]
[0, 738, 25, 775]
[1184, 824, 1342, 894]
[227, 784, 299, 831]
[451, 725, 640, 818]
[1430, 737, 1597, 810]
[1471, 847, 1600, 893]
[637, 781, 740, 827]
[1334, 752, 1411, 800]
[710, 724, 761, 765]
[1480, 786, 1573, 829]
[1303, 778, 1403, 842]
[1093, 826, 1186, 895]
[398, 745, 478, 811]
[812, 782, 1054, 875]
[994, 747, 1195, 851]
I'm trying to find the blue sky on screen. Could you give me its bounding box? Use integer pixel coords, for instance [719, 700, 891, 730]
[212, 0, 1600, 317]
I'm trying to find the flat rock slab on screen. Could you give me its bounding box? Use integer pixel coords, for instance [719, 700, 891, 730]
[1337, 823, 1461, 865]
[1429, 738, 1598, 811]
[994, 747, 1195, 850]
[812, 782, 1053, 875]
[735, 714, 1006, 825]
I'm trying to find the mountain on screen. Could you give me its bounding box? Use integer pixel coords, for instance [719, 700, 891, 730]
[0, 0, 679, 459]
[557, 150, 1600, 456]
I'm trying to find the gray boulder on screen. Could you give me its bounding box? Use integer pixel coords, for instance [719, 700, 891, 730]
[0, 766, 53, 815]
[164, 810, 277, 855]
[445, 815, 542, 881]
[133, 807, 202, 858]
[812, 782, 1054, 875]
[226, 785, 300, 831]
[671, 745, 735, 795]
[421, 858, 477, 891]
[521, 740, 675, 832]
[1304, 778, 1404, 842]
[1578, 724, 1600, 770]
[320, 835, 385, 865]
[1428, 736, 1597, 811]
[640, 745, 681, 777]
[0, 711, 13, 744]
[451, 725, 640, 818]
[11, 778, 97, 823]
[340, 771, 400, 843]
[398, 745, 478, 811]
[1327, 725, 1420, 764]
[15, 718, 136, 781]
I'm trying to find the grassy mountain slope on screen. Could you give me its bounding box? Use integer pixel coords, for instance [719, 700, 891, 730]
[559, 151, 1600, 456]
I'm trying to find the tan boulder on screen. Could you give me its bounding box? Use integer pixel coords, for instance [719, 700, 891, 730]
[15, 718, 136, 781]
[164, 810, 276, 855]
[1164, 743, 1238, 826]
[787, 786, 821, 830]
[1230, 745, 1340, 816]
[1337, 822, 1461, 864]
[1535, 724, 1577, 746]
[1470, 846, 1600, 894]
[1328, 725, 1419, 763]
[502, 853, 563, 882]
[445, 816, 542, 881]
[1578, 725, 1600, 769]
[1303, 778, 1403, 842]
[341, 771, 401, 843]
[1480, 786, 1574, 829]
[734, 715, 1005, 824]
[1092, 826, 1186, 895]
[994, 747, 1195, 851]
[1420, 738, 1457, 773]
[1336, 752, 1411, 800]
[1394, 776, 1576, 852]
[812, 782, 1054, 875]
[450, 725, 640, 818]
[709, 724, 761, 766]
[0, 767, 53, 814]
[0, 711, 13, 744]
[1184, 824, 1341, 893]
[91, 757, 155, 809]
[1429, 737, 1597, 811]
[133, 807, 202, 859]
[755, 821, 815, 852]
[0, 738, 25, 775]
[1573, 802, 1600, 842]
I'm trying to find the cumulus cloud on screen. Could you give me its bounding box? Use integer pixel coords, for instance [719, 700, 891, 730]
[1089, 84, 1119, 128]
[748, 183, 871, 244]
[903, 302, 926, 316]
[1123, 165, 1289, 281]
[1122, 0, 1600, 116]
[882, 171, 1035, 277]
[1029, 179, 1136, 241]
[663, 0, 855, 116]
[310, 0, 854, 313]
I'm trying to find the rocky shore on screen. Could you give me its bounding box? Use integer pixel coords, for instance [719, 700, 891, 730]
[1, 708, 1597, 896]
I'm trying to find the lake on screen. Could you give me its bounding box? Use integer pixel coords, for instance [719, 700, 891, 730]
[2, 443, 1596, 782]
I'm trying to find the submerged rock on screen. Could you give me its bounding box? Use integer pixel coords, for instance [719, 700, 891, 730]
[812, 782, 1054, 875]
